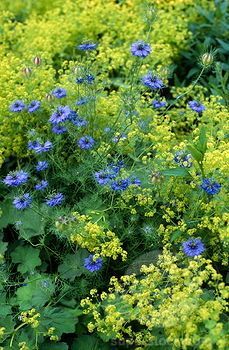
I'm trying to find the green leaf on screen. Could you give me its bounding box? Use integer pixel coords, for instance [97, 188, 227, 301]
[161, 168, 190, 177]
[72, 335, 110, 350]
[197, 127, 207, 155]
[41, 343, 68, 350]
[58, 250, 88, 281]
[16, 274, 55, 310]
[11, 246, 41, 274]
[187, 145, 203, 163]
[18, 209, 45, 239]
[171, 230, 183, 242]
[0, 199, 21, 229]
[42, 307, 82, 336]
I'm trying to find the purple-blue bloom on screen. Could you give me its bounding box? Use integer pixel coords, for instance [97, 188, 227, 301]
[77, 42, 97, 51]
[10, 100, 25, 112]
[31, 140, 53, 154]
[182, 238, 205, 257]
[77, 136, 95, 150]
[27, 100, 41, 113]
[131, 41, 152, 58]
[72, 117, 88, 127]
[35, 180, 48, 191]
[49, 106, 71, 124]
[188, 100, 205, 113]
[152, 100, 167, 108]
[84, 254, 103, 272]
[85, 74, 95, 84]
[3, 170, 29, 187]
[52, 125, 67, 134]
[174, 150, 192, 168]
[94, 170, 113, 185]
[45, 193, 64, 207]
[76, 97, 89, 106]
[52, 87, 67, 99]
[35, 161, 49, 172]
[200, 178, 221, 195]
[142, 72, 164, 90]
[13, 193, 32, 210]
[130, 177, 141, 186]
[111, 178, 130, 191]
[76, 77, 84, 84]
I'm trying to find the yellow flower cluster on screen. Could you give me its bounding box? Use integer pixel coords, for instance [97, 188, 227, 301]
[44, 327, 59, 341]
[56, 212, 127, 260]
[81, 249, 229, 349]
[20, 308, 40, 328]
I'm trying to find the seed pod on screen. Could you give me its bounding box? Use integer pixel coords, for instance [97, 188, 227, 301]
[45, 93, 54, 101]
[22, 67, 32, 76]
[33, 56, 42, 65]
[201, 53, 214, 67]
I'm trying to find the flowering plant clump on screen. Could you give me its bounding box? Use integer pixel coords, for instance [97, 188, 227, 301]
[0, 0, 228, 349]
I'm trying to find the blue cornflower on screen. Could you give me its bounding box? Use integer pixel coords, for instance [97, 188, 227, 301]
[111, 178, 130, 191]
[85, 74, 95, 84]
[182, 238, 205, 257]
[10, 100, 25, 112]
[52, 125, 67, 134]
[174, 150, 192, 168]
[131, 41, 152, 58]
[112, 133, 127, 143]
[3, 170, 29, 187]
[35, 180, 48, 191]
[49, 106, 71, 124]
[188, 100, 205, 113]
[84, 255, 103, 272]
[52, 87, 67, 99]
[200, 178, 221, 195]
[68, 110, 79, 120]
[104, 127, 111, 133]
[152, 100, 167, 108]
[77, 136, 95, 150]
[72, 117, 88, 127]
[13, 193, 32, 210]
[45, 193, 64, 207]
[142, 72, 164, 90]
[130, 177, 141, 186]
[27, 100, 41, 113]
[94, 170, 113, 185]
[28, 140, 52, 154]
[35, 161, 49, 172]
[76, 97, 89, 106]
[77, 42, 97, 51]
[76, 77, 84, 84]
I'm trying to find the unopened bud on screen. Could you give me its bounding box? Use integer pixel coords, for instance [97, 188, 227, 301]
[33, 56, 42, 65]
[150, 171, 163, 183]
[201, 53, 214, 67]
[22, 67, 32, 76]
[46, 93, 54, 101]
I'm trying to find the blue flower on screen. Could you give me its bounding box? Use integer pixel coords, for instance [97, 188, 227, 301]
[35, 161, 49, 172]
[77, 42, 97, 51]
[85, 74, 95, 84]
[3, 170, 29, 187]
[200, 178, 221, 195]
[94, 170, 113, 185]
[76, 97, 89, 106]
[35, 141, 53, 154]
[52, 125, 67, 134]
[188, 100, 205, 113]
[152, 100, 167, 108]
[77, 136, 95, 150]
[76, 77, 84, 84]
[142, 73, 164, 90]
[35, 180, 48, 191]
[182, 238, 205, 257]
[72, 117, 88, 127]
[111, 178, 130, 191]
[130, 177, 141, 186]
[45, 193, 64, 207]
[174, 150, 192, 168]
[10, 100, 25, 112]
[27, 100, 41, 113]
[13, 193, 32, 210]
[112, 133, 127, 143]
[49, 106, 71, 124]
[131, 41, 151, 58]
[52, 87, 67, 98]
[84, 254, 103, 272]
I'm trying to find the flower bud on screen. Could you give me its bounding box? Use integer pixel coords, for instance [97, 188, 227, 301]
[150, 171, 163, 183]
[45, 93, 54, 101]
[22, 67, 32, 76]
[33, 56, 42, 65]
[201, 53, 214, 67]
